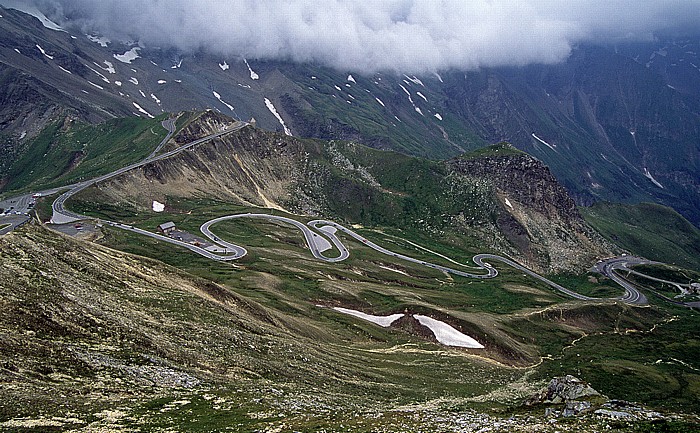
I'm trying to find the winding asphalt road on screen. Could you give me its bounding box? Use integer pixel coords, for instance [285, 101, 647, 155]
[0, 117, 657, 306]
[199, 214, 645, 304]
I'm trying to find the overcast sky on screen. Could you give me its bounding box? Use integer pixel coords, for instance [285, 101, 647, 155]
[13, 0, 700, 73]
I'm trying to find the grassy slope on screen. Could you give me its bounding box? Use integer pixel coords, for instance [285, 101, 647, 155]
[582, 202, 700, 271]
[1, 114, 168, 195]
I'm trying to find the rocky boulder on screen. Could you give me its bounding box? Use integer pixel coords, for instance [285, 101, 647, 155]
[525, 375, 605, 417]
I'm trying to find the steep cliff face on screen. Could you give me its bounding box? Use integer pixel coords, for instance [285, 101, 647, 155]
[448, 144, 615, 272]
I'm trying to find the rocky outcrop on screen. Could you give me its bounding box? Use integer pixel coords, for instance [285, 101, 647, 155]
[449, 145, 616, 272]
[525, 376, 669, 421]
[525, 375, 603, 406]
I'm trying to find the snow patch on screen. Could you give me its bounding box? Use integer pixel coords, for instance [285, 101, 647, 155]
[157, 80, 167, 84]
[243, 59, 259, 80]
[87, 34, 110, 47]
[643, 168, 664, 188]
[504, 198, 513, 209]
[434, 72, 444, 83]
[219, 61, 229, 71]
[334, 85, 342, 91]
[416, 91, 428, 102]
[404, 75, 424, 86]
[14, 48, 20, 54]
[171, 59, 183, 69]
[36, 44, 53, 60]
[129, 77, 139, 85]
[332, 308, 404, 328]
[150, 93, 161, 104]
[532, 133, 556, 151]
[152, 201, 165, 212]
[87, 81, 104, 90]
[414, 315, 484, 348]
[86, 65, 110, 83]
[95, 60, 115, 74]
[132, 102, 153, 118]
[114, 47, 140, 64]
[58, 65, 72, 74]
[213, 91, 235, 112]
[347, 74, 356, 83]
[114, 81, 122, 86]
[139, 90, 146, 98]
[264, 98, 292, 136]
[375, 97, 385, 107]
[434, 113, 443, 121]
[414, 106, 424, 116]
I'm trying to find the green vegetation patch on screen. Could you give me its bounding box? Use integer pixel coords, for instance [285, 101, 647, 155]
[1, 114, 168, 195]
[582, 202, 700, 271]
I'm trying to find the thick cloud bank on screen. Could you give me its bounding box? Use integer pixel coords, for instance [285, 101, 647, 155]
[17, 0, 700, 73]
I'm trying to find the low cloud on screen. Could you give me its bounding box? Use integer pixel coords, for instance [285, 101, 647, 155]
[16, 0, 700, 73]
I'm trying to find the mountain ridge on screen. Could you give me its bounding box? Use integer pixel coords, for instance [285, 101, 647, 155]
[1, 6, 698, 225]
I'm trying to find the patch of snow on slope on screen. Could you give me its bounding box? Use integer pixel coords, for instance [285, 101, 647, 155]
[219, 61, 229, 71]
[264, 98, 291, 136]
[375, 97, 385, 107]
[150, 93, 160, 104]
[129, 77, 138, 85]
[88, 81, 103, 90]
[152, 201, 165, 212]
[504, 198, 513, 209]
[213, 91, 235, 112]
[643, 168, 664, 188]
[36, 45, 53, 59]
[434, 72, 444, 83]
[347, 74, 356, 83]
[139, 90, 146, 98]
[114, 81, 122, 86]
[404, 75, 424, 86]
[333, 308, 404, 327]
[58, 65, 72, 74]
[114, 47, 140, 64]
[434, 113, 443, 121]
[86, 65, 110, 83]
[157, 80, 166, 84]
[14, 48, 20, 54]
[98, 61, 115, 74]
[87, 34, 110, 47]
[243, 59, 259, 80]
[416, 91, 428, 102]
[415, 106, 424, 116]
[532, 133, 556, 151]
[414, 315, 484, 348]
[132, 102, 153, 118]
